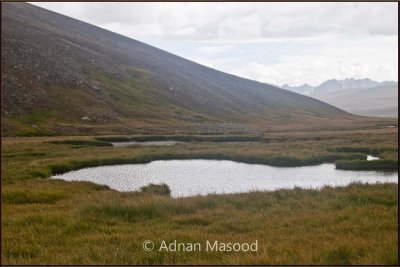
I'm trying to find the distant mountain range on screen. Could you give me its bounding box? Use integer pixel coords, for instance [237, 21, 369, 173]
[281, 78, 398, 96]
[281, 79, 398, 117]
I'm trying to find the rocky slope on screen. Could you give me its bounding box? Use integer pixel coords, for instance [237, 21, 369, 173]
[1, 3, 392, 136]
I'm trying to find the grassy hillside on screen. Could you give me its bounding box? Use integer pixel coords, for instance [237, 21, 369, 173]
[2, 3, 396, 136]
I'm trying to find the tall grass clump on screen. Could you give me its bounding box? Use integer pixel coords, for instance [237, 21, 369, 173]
[333, 147, 371, 153]
[335, 159, 398, 171]
[82, 202, 162, 223]
[140, 184, 171, 196]
[48, 140, 112, 147]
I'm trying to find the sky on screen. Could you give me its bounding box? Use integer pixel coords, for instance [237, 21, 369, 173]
[31, 2, 398, 87]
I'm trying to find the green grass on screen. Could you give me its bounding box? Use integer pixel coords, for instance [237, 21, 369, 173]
[95, 134, 263, 143]
[2, 190, 66, 204]
[3, 151, 47, 159]
[48, 140, 112, 147]
[329, 146, 371, 153]
[1, 128, 398, 264]
[2, 183, 398, 264]
[82, 201, 162, 223]
[336, 159, 398, 171]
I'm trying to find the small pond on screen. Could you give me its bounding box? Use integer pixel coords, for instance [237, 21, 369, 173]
[367, 155, 379, 161]
[52, 159, 398, 198]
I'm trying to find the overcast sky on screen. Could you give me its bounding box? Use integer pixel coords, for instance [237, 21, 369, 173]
[32, 2, 398, 86]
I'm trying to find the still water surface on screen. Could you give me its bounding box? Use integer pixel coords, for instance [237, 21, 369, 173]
[52, 159, 398, 198]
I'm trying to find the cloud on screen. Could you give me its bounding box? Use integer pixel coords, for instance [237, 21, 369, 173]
[192, 56, 242, 70]
[174, 26, 197, 36]
[30, 2, 398, 85]
[232, 35, 398, 86]
[195, 45, 241, 54]
[32, 2, 398, 42]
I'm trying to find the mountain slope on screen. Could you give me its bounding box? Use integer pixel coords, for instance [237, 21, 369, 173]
[315, 85, 398, 118]
[312, 79, 344, 96]
[1, 3, 392, 136]
[281, 78, 397, 96]
[280, 78, 398, 117]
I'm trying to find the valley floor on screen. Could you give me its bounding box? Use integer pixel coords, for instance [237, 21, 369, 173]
[1, 128, 398, 264]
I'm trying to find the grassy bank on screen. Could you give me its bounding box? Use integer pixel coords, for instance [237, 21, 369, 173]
[1, 128, 398, 264]
[47, 151, 368, 176]
[335, 159, 398, 171]
[48, 140, 113, 147]
[95, 134, 263, 143]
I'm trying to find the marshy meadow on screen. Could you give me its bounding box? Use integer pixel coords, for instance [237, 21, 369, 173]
[2, 127, 398, 264]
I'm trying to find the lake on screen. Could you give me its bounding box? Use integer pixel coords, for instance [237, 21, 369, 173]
[52, 159, 398, 198]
